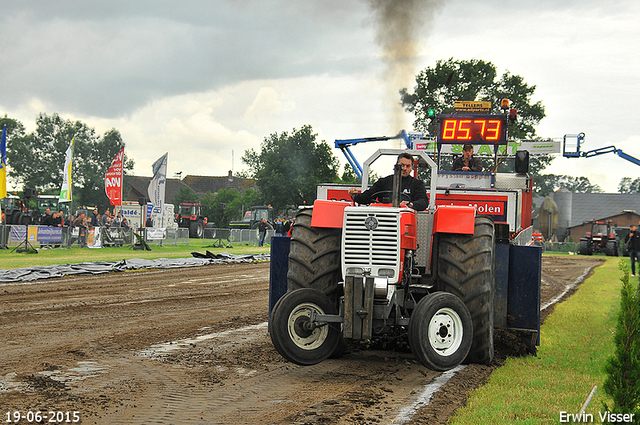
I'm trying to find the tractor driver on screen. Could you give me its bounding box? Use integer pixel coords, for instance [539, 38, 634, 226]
[347, 152, 428, 211]
[452, 144, 483, 172]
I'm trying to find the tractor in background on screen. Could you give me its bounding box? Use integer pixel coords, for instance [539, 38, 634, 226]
[175, 202, 208, 238]
[229, 205, 274, 230]
[578, 219, 619, 256]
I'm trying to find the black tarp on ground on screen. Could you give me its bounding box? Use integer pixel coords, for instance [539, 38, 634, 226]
[0, 252, 270, 284]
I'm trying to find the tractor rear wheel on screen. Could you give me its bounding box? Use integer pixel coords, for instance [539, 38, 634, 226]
[269, 288, 341, 365]
[408, 292, 473, 371]
[605, 240, 618, 257]
[189, 220, 204, 238]
[436, 215, 495, 365]
[287, 208, 342, 302]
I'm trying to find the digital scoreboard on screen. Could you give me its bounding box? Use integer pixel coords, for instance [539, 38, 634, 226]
[437, 114, 508, 145]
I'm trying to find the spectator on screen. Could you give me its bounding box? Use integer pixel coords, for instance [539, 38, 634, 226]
[41, 208, 53, 226]
[90, 208, 99, 228]
[257, 218, 268, 247]
[625, 224, 640, 276]
[112, 212, 123, 228]
[100, 210, 112, 228]
[74, 213, 88, 247]
[275, 218, 284, 236]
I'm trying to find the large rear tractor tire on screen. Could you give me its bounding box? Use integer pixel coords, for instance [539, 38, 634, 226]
[287, 208, 342, 302]
[408, 292, 473, 371]
[269, 288, 341, 365]
[578, 239, 591, 255]
[605, 240, 618, 257]
[436, 215, 495, 365]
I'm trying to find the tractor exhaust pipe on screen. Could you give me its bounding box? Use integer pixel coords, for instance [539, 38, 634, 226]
[392, 163, 402, 208]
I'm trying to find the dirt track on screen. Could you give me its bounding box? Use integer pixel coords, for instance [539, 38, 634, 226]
[0, 256, 603, 424]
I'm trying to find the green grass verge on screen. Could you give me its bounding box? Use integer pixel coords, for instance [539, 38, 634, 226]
[450, 256, 624, 424]
[0, 240, 271, 270]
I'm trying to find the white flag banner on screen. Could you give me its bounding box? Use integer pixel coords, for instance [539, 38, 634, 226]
[147, 153, 168, 216]
[59, 138, 74, 202]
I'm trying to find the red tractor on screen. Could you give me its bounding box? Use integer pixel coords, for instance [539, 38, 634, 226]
[175, 202, 208, 238]
[269, 103, 541, 371]
[578, 219, 619, 256]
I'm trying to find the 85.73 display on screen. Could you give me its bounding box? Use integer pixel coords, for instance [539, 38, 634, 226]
[437, 114, 507, 145]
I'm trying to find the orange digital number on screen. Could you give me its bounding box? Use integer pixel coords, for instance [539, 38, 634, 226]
[473, 119, 486, 139]
[485, 120, 502, 141]
[442, 120, 457, 139]
[457, 120, 472, 140]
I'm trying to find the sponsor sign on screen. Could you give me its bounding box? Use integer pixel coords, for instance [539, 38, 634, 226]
[9, 226, 62, 243]
[434, 193, 509, 223]
[410, 135, 560, 155]
[146, 228, 166, 240]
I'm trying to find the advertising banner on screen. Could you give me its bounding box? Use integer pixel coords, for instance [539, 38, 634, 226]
[59, 138, 74, 202]
[105, 146, 125, 206]
[147, 153, 167, 215]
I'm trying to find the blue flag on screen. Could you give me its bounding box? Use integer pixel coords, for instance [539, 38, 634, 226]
[0, 125, 7, 199]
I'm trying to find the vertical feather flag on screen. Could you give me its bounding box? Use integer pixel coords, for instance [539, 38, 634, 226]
[0, 125, 7, 200]
[105, 146, 125, 206]
[59, 138, 74, 202]
[147, 153, 168, 215]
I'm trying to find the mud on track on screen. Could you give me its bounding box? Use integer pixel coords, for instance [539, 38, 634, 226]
[0, 256, 603, 424]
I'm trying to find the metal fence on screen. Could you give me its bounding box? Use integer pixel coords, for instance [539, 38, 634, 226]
[229, 228, 274, 245]
[1, 224, 279, 249]
[0, 225, 192, 249]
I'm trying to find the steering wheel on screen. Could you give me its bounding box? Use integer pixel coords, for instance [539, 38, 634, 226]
[364, 190, 411, 204]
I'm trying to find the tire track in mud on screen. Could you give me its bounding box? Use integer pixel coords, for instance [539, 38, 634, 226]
[1, 258, 605, 425]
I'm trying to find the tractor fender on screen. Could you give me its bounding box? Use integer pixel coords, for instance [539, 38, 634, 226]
[433, 205, 476, 235]
[310, 199, 351, 229]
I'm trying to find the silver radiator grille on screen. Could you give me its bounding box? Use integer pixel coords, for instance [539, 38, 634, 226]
[342, 208, 401, 272]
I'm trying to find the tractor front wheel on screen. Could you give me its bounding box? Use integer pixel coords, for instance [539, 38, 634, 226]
[269, 288, 341, 366]
[408, 292, 473, 371]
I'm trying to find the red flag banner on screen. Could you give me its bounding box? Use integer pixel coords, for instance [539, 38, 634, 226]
[105, 147, 125, 206]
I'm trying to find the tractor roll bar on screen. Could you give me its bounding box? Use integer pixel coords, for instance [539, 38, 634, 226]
[361, 149, 438, 212]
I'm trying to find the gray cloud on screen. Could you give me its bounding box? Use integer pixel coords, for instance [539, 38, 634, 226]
[1, 1, 374, 117]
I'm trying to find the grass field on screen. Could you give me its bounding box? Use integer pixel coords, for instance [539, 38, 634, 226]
[450, 256, 628, 424]
[0, 240, 270, 270]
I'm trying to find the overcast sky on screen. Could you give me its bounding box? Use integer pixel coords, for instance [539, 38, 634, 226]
[1, 0, 639, 193]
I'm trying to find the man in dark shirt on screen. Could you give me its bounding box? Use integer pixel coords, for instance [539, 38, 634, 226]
[40, 208, 53, 226]
[452, 144, 483, 172]
[257, 218, 268, 247]
[348, 152, 428, 211]
[625, 224, 640, 276]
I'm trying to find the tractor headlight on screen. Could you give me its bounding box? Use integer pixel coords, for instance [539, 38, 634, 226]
[346, 267, 364, 275]
[378, 268, 395, 278]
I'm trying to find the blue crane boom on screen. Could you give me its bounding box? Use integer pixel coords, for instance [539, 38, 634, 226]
[334, 130, 413, 180]
[563, 132, 640, 166]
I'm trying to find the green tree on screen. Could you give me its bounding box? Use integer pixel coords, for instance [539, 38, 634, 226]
[201, 188, 262, 227]
[242, 125, 340, 214]
[400, 58, 553, 177]
[619, 177, 640, 193]
[172, 186, 199, 206]
[5, 113, 133, 210]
